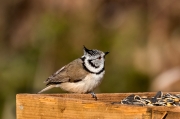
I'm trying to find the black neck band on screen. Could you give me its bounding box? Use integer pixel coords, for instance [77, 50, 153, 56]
[81, 57, 104, 74]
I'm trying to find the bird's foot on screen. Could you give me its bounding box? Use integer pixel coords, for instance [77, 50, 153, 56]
[90, 92, 97, 101]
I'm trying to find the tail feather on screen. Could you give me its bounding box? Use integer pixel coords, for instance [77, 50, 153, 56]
[38, 85, 55, 94]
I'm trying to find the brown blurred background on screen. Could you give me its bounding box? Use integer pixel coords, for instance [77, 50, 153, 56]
[1, 0, 180, 118]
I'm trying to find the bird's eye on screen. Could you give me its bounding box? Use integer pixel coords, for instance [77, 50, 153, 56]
[98, 56, 101, 60]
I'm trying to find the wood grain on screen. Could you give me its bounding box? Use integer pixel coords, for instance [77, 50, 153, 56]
[16, 93, 180, 119]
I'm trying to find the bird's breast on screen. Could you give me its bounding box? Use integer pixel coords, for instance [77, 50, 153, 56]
[59, 71, 105, 93]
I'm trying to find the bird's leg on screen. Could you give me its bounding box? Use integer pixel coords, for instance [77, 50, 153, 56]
[90, 92, 97, 100]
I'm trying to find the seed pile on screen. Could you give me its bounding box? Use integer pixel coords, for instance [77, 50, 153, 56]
[119, 91, 180, 106]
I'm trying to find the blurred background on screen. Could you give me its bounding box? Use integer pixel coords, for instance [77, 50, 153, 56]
[1, 0, 180, 118]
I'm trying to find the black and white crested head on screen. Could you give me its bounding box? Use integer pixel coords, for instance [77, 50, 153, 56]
[81, 46, 109, 74]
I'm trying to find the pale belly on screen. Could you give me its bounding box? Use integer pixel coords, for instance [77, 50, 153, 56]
[58, 71, 105, 93]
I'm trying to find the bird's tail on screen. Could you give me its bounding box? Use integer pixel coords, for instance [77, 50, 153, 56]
[37, 85, 55, 94]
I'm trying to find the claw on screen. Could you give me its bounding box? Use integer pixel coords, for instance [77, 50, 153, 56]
[90, 92, 97, 100]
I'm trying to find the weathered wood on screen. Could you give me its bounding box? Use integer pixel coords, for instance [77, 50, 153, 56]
[16, 93, 180, 119]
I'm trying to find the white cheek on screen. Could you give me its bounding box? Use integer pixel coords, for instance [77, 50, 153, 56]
[94, 60, 99, 66]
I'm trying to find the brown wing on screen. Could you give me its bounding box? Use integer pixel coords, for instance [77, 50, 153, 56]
[44, 58, 89, 86]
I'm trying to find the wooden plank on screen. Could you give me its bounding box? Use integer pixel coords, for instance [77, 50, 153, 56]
[16, 93, 180, 119]
[152, 110, 167, 119]
[41, 92, 180, 102]
[165, 112, 180, 119]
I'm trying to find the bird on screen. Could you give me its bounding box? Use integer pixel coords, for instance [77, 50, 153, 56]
[38, 46, 109, 100]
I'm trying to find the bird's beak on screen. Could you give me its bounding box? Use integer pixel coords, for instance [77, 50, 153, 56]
[104, 52, 109, 56]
